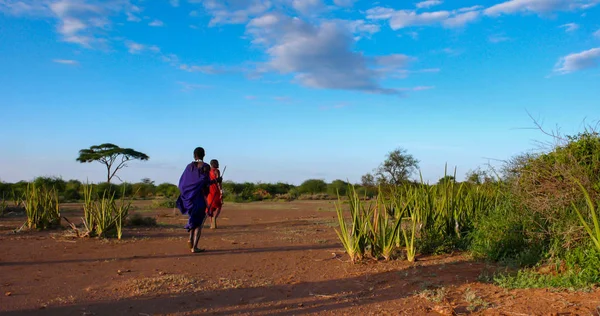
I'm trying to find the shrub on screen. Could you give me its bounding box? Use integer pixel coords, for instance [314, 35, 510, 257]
[152, 199, 176, 209]
[82, 184, 131, 239]
[127, 213, 157, 227]
[22, 183, 61, 230]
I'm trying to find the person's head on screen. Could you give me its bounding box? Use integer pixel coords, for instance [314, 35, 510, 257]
[210, 159, 219, 169]
[193, 147, 205, 161]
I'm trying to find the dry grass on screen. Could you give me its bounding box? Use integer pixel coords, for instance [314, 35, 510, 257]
[112, 274, 274, 298]
[119, 274, 204, 296]
[417, 287, 447, 303]
[463, 287, 491, 312]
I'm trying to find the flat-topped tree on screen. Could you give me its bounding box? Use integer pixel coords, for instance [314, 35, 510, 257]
[76, 143, 149, 184]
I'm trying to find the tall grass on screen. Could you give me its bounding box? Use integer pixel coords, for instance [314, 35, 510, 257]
[0, 193, 7, 217]
[82, 184, 131, 239]
[572, 181, 600, 252]
[333, 170, 501, 263]
[22, 183, 60, 230]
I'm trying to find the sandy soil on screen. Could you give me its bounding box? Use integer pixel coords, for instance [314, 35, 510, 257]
[1, 200, 599, 315]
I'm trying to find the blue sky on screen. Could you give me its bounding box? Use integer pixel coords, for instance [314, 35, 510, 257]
[1, 0, 599, 185]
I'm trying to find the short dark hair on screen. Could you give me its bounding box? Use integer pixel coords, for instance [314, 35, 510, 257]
[210, 159, 219, 168]
[193, 147, 205, 160]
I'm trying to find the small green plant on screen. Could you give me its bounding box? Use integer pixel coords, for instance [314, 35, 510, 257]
[463, 287, 490, 312]
[571, 181, 600, 251]
[334, 185, 370, 263]
[22, 183, 60, 230]
[0, 193, 7, 217]
[152, 199, 176, 209]
[418, 287, 447, 303]
[82, 184, 132, 239]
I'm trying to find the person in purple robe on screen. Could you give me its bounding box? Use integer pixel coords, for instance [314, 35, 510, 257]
[176, 147, 222, 253]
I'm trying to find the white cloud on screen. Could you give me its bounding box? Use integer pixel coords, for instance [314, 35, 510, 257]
[0, 0, 48, 16]
[178, 81, 212, 91]
[366, 6, 482, 30]
[273, 96, 291, 102]
[484, 0, 599, 16]
[374, 54, 414, 68]
[52, 59, 79, 65]
[149, 19, 164, 27]
[179, 64, 228, 74]
[125, 41, 160, 54]
[442, 10, 480, 28]
[333, 0, 356, 8]
[489, 34, 510, 43]
[554, 47, 600, 74]
[199, 0, 271, 27]
[0, 0, 141, 48]
[189, 10, 198, 16]
[126, 12, 141, 22]
[245, 14, 415, 94]
[245, 95, 257, 100]
[170, 0, 179, 7]
[292, 0, 324, 15]
[559, 23, 579, 33]
[416, 0, 442, 9]
[400, 86, 435, 91]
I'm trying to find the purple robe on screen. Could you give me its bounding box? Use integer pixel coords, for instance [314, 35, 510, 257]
[176, 161, 211, 231]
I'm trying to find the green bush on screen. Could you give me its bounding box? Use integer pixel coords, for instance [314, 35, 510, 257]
[495, 246, 600, 290]
[152, 199, 176, 208]
[22, 183, 61, 230]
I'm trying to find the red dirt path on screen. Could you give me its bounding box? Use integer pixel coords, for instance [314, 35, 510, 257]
[1, 200, 599, 315]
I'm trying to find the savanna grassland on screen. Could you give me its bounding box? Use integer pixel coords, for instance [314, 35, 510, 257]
[1, 129, 600, 315]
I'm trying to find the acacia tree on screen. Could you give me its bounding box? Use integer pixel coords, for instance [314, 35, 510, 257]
[76, 143, 149, 183]
[376, 147, 419, 185]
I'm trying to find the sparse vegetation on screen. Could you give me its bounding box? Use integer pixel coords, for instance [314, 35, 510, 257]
[126, 213, 158, 227]
[80, 184, 132, 239]
[332, 125, 600, 291]
[22, 182, 61, 230]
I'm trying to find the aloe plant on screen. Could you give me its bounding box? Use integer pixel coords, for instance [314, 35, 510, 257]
[82, 184, 131, 239]
[22, 183, 60, 230]
[572, 181, 600, 251]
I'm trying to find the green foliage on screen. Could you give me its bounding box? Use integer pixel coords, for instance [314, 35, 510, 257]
[494, 247, 600, 290]
[298, 179, 327, 195]
[82, 184, 131, 239]
[333, 170, 502, 263]
[469, 199, 545, 267]
[327, 179, 350, 197]
[22, 183, 61, 230]
[0, 192, 7, 217]
[571, 181, 600, 251]
[76, 143, 149, 183]
[152, 198, 176, 209]
[375, 147, 420, 185]
[155, 183, 179, 198]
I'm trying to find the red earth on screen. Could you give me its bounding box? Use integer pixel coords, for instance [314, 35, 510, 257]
[1, 200, 599, 315]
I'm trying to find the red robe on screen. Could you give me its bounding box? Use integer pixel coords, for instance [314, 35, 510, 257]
[206, 168, 223, 216]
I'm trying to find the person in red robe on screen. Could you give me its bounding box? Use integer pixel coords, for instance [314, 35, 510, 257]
[206, 159, 223, 229]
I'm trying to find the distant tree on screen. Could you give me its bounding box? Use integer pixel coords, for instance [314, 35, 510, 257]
[466, 167, 497, 185]
[437, 175, 455, 185]
[156, 183, 179, 198]
[76, 143, 149, 184]
[376, 147, 420, 185]
[361, 173, 375, 187]
[298, 179, 327, 195]
[141, 178, 155, 185]
[327, 179, 350, 197]
[465, 169, 483, 185]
